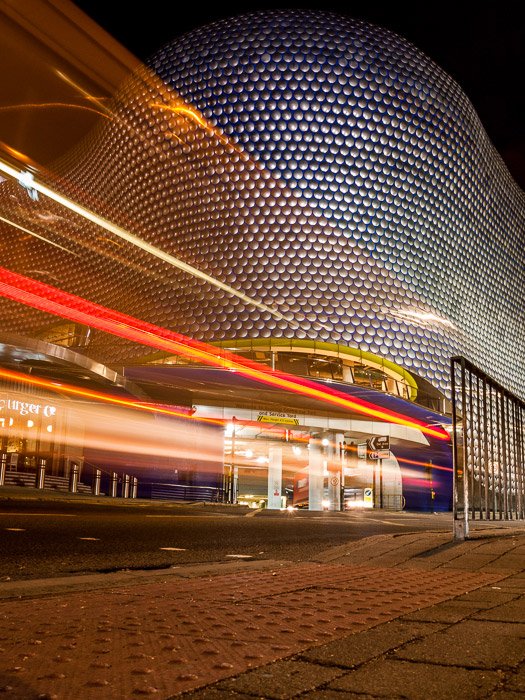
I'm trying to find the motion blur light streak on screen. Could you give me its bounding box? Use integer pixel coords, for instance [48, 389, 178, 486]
[0, 214, 80, 255]
[0, 102, 110, 120]
[150, 102, 253, 159]
[396, 456, 453, 474]
[0, 366, 220, 424]
[0, 142, 42, 167]
[390, 307, 456, 329]
[59, 402, 223, 464]
[54, 69, 111, 111]
[0, 266, 450, 440]
[0, 157, 291, 325]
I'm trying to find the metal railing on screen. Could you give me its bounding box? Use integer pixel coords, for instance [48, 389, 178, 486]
[451, 356, 525, 539]
[146, 482, 222, 502]
[0, 453, 139, 500]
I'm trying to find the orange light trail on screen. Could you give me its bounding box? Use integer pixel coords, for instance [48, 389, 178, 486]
[0, 142, 40, 167]
[396, 456, 453, 473]
[0, 267, 450, 440]
[149, 102, 252, 160]
[0, 366, 222, 425]
[0, 103, 110, 120]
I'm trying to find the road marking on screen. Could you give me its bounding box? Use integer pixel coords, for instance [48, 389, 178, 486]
[5, 528, 25, 532]
[226, 554, 253, 559]
[159, 547, 187, 551]
[77, 537, 100, 541]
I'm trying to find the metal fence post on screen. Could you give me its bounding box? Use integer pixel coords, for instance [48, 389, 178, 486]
[35, 458, 46, 489]
[452, 356, 525, 539]
[92, 468, 101, 496]
[0, 453, 6, 486]
[131, 476, 138, 499]
[452, 358, 468, 540]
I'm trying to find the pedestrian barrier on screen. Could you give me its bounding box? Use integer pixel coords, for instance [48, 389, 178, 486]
[35, 458, 46, 489]
[451, 356, 525, 539]
[0, 454, 138, 500]
[109, 471, 118, 497]
[69, 462, 79, 493]
[92, 468, 101, 496]
[381, 494, 405, 511]
[146, 482, 222, 502]
[121, 473, 130, 498]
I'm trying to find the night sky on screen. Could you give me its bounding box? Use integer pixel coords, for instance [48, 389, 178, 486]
[73, 2, 525, 191]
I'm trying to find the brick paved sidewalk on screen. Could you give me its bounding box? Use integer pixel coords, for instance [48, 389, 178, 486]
[1, 528, 525, 699]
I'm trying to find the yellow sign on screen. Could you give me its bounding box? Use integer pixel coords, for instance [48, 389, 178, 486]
[257, 412, 299, 425]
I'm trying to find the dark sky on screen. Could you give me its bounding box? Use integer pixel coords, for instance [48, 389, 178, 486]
[74, 2, 525, 190]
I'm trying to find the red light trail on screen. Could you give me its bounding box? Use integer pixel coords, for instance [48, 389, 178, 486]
[0, 266, 450, 440]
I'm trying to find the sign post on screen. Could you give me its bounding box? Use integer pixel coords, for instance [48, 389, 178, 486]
[366, 437, 390, 509]
[366, 436, 390, 454]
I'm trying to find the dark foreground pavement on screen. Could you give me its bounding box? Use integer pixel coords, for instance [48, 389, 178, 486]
[1, 522, 525, 699]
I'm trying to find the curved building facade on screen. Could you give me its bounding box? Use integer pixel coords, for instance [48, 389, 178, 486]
[0, 10, 524, 509]
[40, 8, 523, 402]
[0, 10, 525, 509]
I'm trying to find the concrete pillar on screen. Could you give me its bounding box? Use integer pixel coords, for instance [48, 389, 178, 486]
[267, 446, 283, 509]
[308, 438, 324, 511]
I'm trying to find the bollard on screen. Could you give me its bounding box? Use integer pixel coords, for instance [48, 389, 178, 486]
[110, 471, 118, 498]
[131, 476, 138, 499]
[0, 453, 6, 486]
[121, 473, 130, 498]
[69, 462, 79, 493]
[92, 468, 101, 496]
[35, 458, 46, 489]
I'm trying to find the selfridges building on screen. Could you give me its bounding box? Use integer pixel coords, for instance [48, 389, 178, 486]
[0, 11, 524, 506]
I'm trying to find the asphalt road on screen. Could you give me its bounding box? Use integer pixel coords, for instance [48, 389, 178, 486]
[0, 491, 453, 581]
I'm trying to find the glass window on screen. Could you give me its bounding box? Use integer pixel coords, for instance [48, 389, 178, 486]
[353, 364, 388, 391]
[234, 350, 273, 368]
[38, 322, 90, 348]
[277, 352, 309, 376]
[307, 355, 343, 380]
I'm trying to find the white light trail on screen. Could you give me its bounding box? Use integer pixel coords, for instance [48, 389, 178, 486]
[0, 214, 80, 256]
[0, 159, 295, 326]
